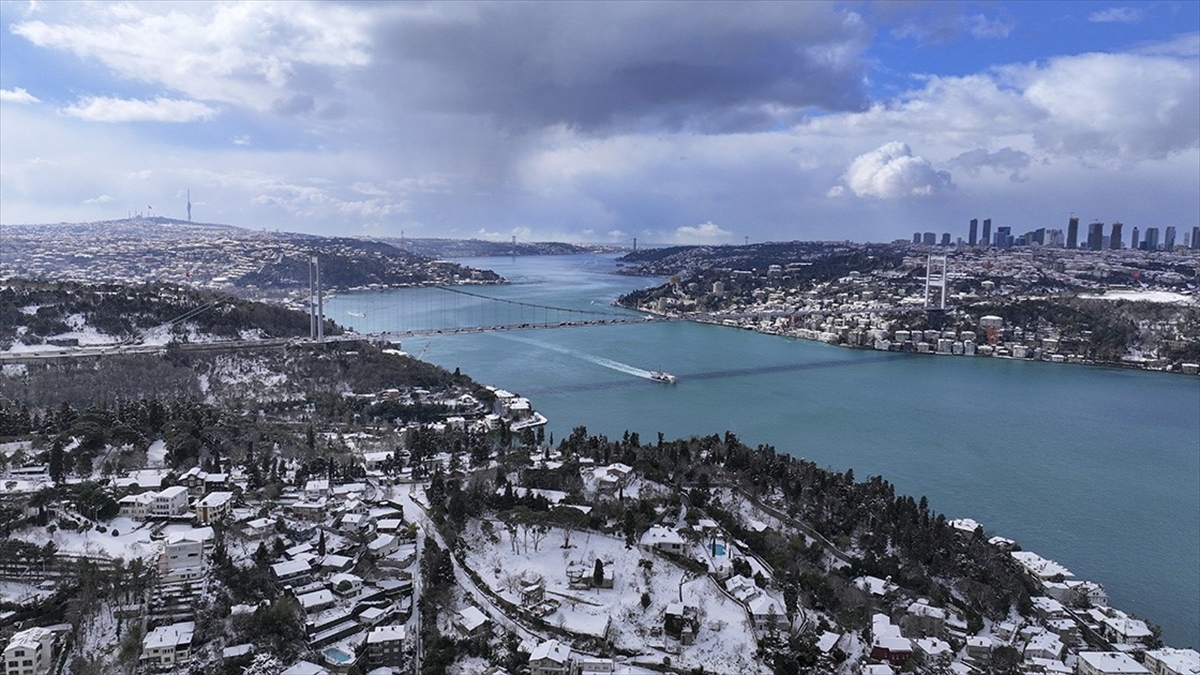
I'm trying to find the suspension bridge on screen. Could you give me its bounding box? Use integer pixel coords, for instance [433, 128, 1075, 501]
[0, 279, 922, 364]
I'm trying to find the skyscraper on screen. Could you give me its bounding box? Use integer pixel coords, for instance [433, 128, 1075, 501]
[940, 233, 951, 246]
[1144, 227, 1160, 250]
[1067, 217, 1079, 249]
[1191, 226, 1199, 250]
[1131, 226, 1140, 250]
[922, 232, 936, 245]
[1086, 222, 1103, 250]
[982, 219, 992, 248]
[1164, 226, 1176, 249]
[1110, 222, 1123, 250]
[913, 232, 921, 244]
[969, 219, 978, 246]
[995, 226, 1012, 248]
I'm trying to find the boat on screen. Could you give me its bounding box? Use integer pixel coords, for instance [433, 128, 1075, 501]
[649, 371, 677, 384]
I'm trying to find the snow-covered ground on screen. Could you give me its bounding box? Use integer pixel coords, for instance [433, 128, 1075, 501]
[1080, 290, 1196, 304]
[10, 516, 164, 563]
[459, 521, 766, 673]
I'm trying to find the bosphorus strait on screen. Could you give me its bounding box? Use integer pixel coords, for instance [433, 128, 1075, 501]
[330, 253, 1200, 648]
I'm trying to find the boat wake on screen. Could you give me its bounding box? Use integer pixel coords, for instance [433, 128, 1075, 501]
[496, 334, 657, 380]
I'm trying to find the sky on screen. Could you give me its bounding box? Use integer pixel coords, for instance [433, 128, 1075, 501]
[0, 1, 1197, 245]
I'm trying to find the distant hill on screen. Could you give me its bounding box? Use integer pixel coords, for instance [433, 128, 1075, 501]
[382, 237, 612, 258]
[0, 218, 502, 292]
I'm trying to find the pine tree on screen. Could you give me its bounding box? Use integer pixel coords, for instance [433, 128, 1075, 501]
[49, 439, 65, 484]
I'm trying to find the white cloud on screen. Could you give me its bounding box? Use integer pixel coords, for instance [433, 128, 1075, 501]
[11, 2, 373, 112]
[826, 185, 845, 197]
[1012, 52, 1200, 162]
[83, 194, 114, 204]
[0, 87, 40, 104]
[842, 142, 952, 198]
[675, 221, 731, 241]
[966, 14, 1013, 39]
[62, 96, 217, 123]
[232, 135, 251, 146]
[1089, 7, 1144, 24]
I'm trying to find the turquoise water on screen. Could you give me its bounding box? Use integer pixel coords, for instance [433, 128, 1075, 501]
[327, 254, 1200, 648]
[323, 647, 353, 664]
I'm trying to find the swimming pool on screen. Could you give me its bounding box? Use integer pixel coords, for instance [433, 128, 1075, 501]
[323, 647, 354, 665]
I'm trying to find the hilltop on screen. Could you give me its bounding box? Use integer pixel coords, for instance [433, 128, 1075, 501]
[0, 218, 502, 297]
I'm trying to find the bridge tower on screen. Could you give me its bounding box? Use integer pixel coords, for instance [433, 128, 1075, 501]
[309, 254, 324, 341]
[924, 254, 947, 311]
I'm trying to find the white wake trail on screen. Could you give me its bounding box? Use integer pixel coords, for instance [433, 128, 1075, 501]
[498, 334, 654, 379]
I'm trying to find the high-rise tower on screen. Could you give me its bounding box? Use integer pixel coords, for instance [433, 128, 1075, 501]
[186, 189, 192, 222]
[982, 219, 992, 248]
[1087, 222, 1104, 251]
[968, 219, 978, 246]
[1110, 222, 1123, 250]
[1067, 217, 1079, 249]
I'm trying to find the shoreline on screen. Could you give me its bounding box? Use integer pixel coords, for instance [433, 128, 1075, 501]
[633, 307, 1200, 376]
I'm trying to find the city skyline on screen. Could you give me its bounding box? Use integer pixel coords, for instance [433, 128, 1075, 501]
[1, 1, 1198, 244]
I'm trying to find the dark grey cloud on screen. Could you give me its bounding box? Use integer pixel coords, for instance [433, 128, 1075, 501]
[369, 2, 869, 133]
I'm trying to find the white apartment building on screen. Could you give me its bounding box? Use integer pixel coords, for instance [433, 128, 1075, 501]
[151, 485, 189, 518]
[4, 627, 54, 675]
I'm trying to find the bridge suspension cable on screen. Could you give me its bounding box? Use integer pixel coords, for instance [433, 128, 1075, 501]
[433, 285, 629, 318]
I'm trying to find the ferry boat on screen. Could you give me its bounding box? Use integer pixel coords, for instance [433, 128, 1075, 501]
[649, 371, 677, 384]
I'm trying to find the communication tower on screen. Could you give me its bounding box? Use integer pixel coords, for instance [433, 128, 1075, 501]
[187, 189, 192, 222]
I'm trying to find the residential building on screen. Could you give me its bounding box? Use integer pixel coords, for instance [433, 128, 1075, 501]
[455, 606, 490, 639]
[1164, 226, 1176, 249]
[639, 526, 685, 554]
[151, 485, 189, 518]
[195, 491, 233, 525]
[4, 626, 54, 675]
[1102, 615, 1154, 645]
[158, 527, 214, 582]
[1143, 648, 1200, 675]
[1077, 652, 1150, 675]
[983, 218, 992, 247]
[118, 492, 155, 519]
[1131, 227, 1140, 250]
[140, 621, 194, 670]
[1110, 223, 1123, 250]
[969, 219, 978, 246]
[870, 613, 913, 668]
[528, 639, 571, 675]
[366, 625, 408, 670]
[922, 232, 936, 245]
[1067, 217, 1079, 249]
